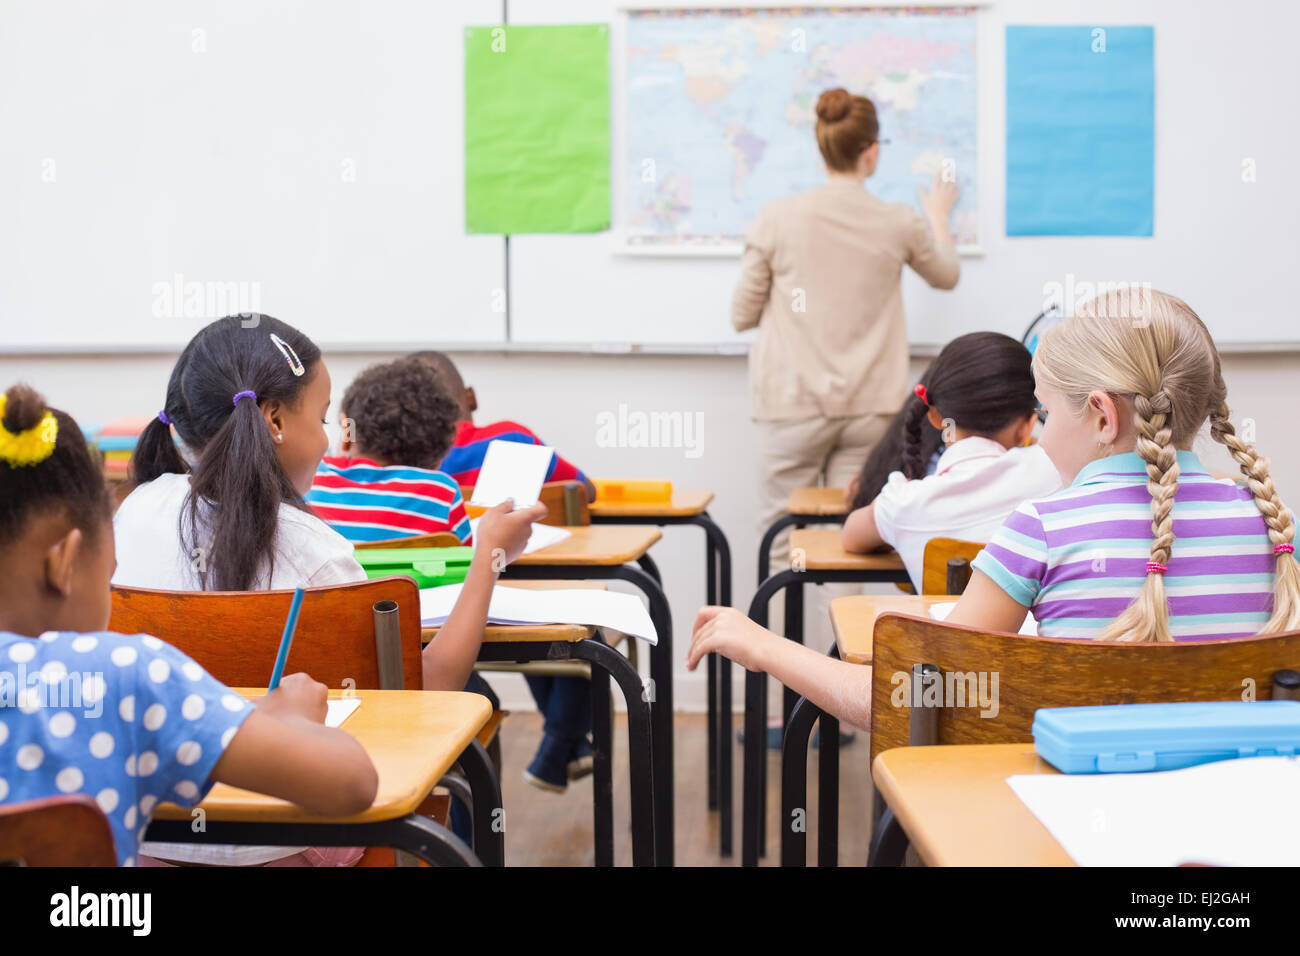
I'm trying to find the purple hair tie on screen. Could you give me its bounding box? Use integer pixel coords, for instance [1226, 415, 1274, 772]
[232, 390, 258, 407]
[157, 410, 171, 425]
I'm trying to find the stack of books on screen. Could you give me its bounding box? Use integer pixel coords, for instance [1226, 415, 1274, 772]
[94, 417, 152, 482]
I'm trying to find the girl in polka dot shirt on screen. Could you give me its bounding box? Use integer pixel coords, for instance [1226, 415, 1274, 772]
[0, 384, 378, 866]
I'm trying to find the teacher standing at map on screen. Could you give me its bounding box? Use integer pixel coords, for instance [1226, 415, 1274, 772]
[732, 87, 960, 581]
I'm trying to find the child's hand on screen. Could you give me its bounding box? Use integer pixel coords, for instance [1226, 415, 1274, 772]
[687, 606, 779, 674]
[474, 499, 549, 571]
[257, 672, 329, 724]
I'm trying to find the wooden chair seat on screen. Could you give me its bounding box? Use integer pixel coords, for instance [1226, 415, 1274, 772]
[462, 480, 591, 527]
[0, 795, 118, 866]
[920, 538, 984, 595]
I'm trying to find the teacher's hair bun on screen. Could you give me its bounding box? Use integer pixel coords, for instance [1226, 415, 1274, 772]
[815, 88, 853, 123]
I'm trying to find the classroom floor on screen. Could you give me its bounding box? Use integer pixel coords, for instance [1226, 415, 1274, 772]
[495, 712, 875, 866]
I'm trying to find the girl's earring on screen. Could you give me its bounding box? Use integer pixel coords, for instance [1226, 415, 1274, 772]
[276, 433, 284, 443]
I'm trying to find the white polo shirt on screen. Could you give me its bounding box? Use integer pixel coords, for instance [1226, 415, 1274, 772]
[871, 437, 1062, 590]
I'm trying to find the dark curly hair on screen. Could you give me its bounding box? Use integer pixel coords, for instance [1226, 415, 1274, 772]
[342, 358, 459, 469]
[0, 383, 110, 549]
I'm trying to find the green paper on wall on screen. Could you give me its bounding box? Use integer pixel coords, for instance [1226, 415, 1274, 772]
[465, 24, 610, 234]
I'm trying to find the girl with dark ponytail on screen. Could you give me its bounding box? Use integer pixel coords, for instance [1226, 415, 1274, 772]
[839, 331, 1061, 589]
[118, 315, 344, 591]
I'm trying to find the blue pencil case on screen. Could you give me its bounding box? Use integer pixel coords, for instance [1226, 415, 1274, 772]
[1032, 701, 1300, 774]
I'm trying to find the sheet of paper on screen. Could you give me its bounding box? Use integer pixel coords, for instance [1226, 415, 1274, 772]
[1008, 756, 1300, 866]
[325, 698, 361, 728]
[468, 439, 554, 509]
[469, 518, 570, 555]
[420, 583, 658, 645]
[929, 601, 1039, 636]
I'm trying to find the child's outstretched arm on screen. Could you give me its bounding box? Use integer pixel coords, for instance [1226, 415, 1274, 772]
[210, 673, 378, 816]
[421, 499, 548, 691]
[686, 606, 874, 730]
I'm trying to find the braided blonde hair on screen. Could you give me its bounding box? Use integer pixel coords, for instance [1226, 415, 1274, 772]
[1033, 287, 1300, 642]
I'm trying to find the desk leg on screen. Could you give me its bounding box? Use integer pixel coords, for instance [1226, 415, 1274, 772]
[817, 710, 839, 868]
[589, 634, 615, 867]
[779, 694, 821, 866]
[756, 514, 802, 589]
[637, 553, 663, 585]
[696, 512, 734, 856]
[456, 739, 504, 867]
[742, 567, 799, 866]
[867, 808, 909, 867]
[575, 638, 656, 866]
[607, 564, 674, 868]
[705, 533, 718, 814]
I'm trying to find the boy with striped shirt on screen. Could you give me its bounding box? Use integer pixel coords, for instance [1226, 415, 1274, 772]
[307, 358, 471, 544]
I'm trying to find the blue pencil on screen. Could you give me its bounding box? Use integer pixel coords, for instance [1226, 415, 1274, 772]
[268, 588, 305, 691]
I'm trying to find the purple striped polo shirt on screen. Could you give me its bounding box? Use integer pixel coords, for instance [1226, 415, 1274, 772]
[971, 451, 1286, 640]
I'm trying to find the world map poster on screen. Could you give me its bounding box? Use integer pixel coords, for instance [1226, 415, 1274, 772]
[624, 6, 979, 248]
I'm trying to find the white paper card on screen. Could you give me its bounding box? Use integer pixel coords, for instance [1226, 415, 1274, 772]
[419, 583, 658, 645]
[1007, 756, 1300, 866]
[468, 439, 554, 509]
[325, 698, 361, 728]
[470, 517, 570, 555]
[930, 600, 1039, 636]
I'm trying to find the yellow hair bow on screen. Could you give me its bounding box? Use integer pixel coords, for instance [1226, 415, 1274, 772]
[0, 393, 59, 467]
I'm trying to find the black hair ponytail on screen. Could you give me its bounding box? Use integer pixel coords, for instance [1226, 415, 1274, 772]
[135, 315, 322, 591]
[0, 383, 109, 548]
[849, 332, 1038, 509]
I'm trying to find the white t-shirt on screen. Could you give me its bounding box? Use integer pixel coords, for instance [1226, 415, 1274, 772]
[113, 472, 364, 592]
[112, 471, 365, 865]
[871, 437, 1062, 590]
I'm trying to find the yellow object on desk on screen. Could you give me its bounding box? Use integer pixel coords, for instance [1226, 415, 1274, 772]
[593, 478, 673, 504]
[590, 488, 713, 518]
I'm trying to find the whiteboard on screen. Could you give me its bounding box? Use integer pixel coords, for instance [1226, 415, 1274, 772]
[0, 0, 505, 352]
[3, 0, 1298, 353]
[511, 0, 1300, 349]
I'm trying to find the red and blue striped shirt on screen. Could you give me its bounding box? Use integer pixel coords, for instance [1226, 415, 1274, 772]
[306, 455, 472, 544]
[440, 420, 587, 489]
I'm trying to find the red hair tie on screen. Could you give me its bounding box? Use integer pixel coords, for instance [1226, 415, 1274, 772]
[1145, 561, 1168, 575]
[914, 384, 929, 406]
[1276, 544, 1295, 555]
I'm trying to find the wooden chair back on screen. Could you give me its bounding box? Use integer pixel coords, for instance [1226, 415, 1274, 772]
[869, 614, 1300, 763]
[109, 576, 424, 690]
[0, 795, 118, 866]
[460, 480, 590, 527]
[354, 532, 464, 550]
[920, 538, 984, 595]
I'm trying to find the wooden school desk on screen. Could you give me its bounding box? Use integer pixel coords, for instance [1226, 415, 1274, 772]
[781, 594, 946, 866]
[756, 487, 850, 588]
[871, 744, 1074, 866]
[422, 581, 656, 866]
[740, 531, 911, 865]
[145, 689, 500, 867]
[497, 525, 674, 865]
[589, 489, 734, 844]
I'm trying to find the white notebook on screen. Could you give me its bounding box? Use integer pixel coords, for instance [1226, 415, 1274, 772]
[1008, 756, 1300, 866]
[468, 439, 554, 509]
[419, 583, 658, 645]
[325, 698, 361, 728]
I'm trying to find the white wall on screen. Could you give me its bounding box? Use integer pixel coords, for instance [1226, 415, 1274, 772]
[3, 347, 1298, 711]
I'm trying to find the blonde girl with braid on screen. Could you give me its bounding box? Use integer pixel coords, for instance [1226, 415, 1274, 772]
[684, 287, 1295, 732]
[953, 287, 1300, 641]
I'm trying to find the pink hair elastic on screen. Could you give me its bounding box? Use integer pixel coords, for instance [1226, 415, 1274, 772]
[1276, 544, 1295, 556]
[1145, 561, 1168, 575]
[914, 383, 929, 405]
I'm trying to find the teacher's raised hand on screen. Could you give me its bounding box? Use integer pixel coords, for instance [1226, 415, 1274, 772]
[918, 168, 960, 244]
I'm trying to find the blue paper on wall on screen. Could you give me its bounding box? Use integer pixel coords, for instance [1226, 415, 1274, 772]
[1006, 25, 1154, 236]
